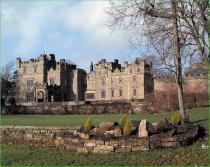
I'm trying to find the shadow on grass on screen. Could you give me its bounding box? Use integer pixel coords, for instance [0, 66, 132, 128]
[193, 119, 209, 124]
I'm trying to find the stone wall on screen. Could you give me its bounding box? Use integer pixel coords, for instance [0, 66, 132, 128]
[1, 125, 80, 140]
[9, 100, 154, 115]
[0, 125, 149, 154]
[1, 125, 200, 154]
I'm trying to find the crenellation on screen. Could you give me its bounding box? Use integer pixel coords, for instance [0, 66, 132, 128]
[15, 54, 155, 106]
[16, 53, 87, 103]
[85, 58, 154, 101]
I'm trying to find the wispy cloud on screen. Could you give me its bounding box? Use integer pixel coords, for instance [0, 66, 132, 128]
[1, 0, 137, 70]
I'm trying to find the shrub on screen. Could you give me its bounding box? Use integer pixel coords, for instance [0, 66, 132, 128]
[123, 118, 133, 136]
[119, 114, 128, 127]
[83, 117, 93, 133]
[171, 112, 182, 125]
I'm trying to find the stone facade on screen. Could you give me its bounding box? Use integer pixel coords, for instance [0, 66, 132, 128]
[16, 54, 86, 103]
[85, 58, 154, 101]
[15, 55, 154, 104]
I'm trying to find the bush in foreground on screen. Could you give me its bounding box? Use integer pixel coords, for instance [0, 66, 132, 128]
[83, 117, 93, 132]
[123, 118, 133, 136]
[171, 112, 181, 125]
[119, 114, 128, 127]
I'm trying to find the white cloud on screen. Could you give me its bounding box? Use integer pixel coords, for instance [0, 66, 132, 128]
[66, 1, 128, 50]
[1, 0, 132, 69]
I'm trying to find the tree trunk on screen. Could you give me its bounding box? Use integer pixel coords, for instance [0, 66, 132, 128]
[171, 0, 187, 122]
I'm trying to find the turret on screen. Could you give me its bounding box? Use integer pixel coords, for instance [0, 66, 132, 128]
[114, 59, 119, 64]
[16, 58, 22, 68]
[124, 61, 128, 67]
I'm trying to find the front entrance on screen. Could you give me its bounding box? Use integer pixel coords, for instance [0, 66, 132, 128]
[37, 91, 44, 102]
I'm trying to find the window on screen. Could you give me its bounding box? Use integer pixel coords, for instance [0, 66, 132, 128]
[119, 77, 122, 83]
[86, 93, 94, 99]
[27, 92, 34, 102]
[133, 75, 136, 82]
[27, 80, 33, 87]
[101, 79, 106, 86]
[101, 90, 106, 98]
[34, 65, 37, 73]
[49, 78, 55, 85]
[23, 67, 26, 74]
[130, 68, 132, 73]
[111, 77, 114, 84]
[119, 89, 122, 96]
[133, 89, 137, 96]
[111, 90, 114, 97]
[138, 68, 140, 72]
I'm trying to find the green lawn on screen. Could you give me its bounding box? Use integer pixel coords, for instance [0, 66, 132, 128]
[1, 107, 209, 166]
[1, 107, 209, 127]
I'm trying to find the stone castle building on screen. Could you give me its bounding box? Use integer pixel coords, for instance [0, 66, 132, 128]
[85, 58, 154, 101]
[16, 54, 86, 103]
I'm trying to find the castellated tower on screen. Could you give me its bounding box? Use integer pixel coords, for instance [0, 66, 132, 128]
[15, 54, 86, 103]
[85, 58, 154, 101]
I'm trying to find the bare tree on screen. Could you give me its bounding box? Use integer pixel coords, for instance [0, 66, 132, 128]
[177, 0, 209, 66]
[1, 61, 15, 81]
[107, 0, 208, 64]
[1, 61, 16, 99]
[106, 0, 208, 121]
[171, 0, 185, 120]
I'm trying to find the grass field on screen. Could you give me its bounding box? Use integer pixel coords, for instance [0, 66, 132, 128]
[1, 139, 209, 166]
[1, 107, 209, 127]
[1, 106, 209, 166]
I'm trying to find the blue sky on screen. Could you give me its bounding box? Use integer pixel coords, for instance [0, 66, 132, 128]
[0, 0, 146, 72]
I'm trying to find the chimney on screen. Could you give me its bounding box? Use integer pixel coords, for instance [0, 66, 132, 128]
[90, 62, 93, 72]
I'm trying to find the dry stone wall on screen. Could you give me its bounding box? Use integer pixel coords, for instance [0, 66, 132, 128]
[1, 124, 200, 154]
[1, 126, 150, 153]
[9, 100, 153, 115]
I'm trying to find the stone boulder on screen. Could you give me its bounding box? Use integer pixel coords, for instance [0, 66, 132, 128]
[99, 121, 115, 129]
[74, 131, 89, 139]
[93, 127, 110, 136]
[104, 130, 114, 136]
[138, 119, 148, 137]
